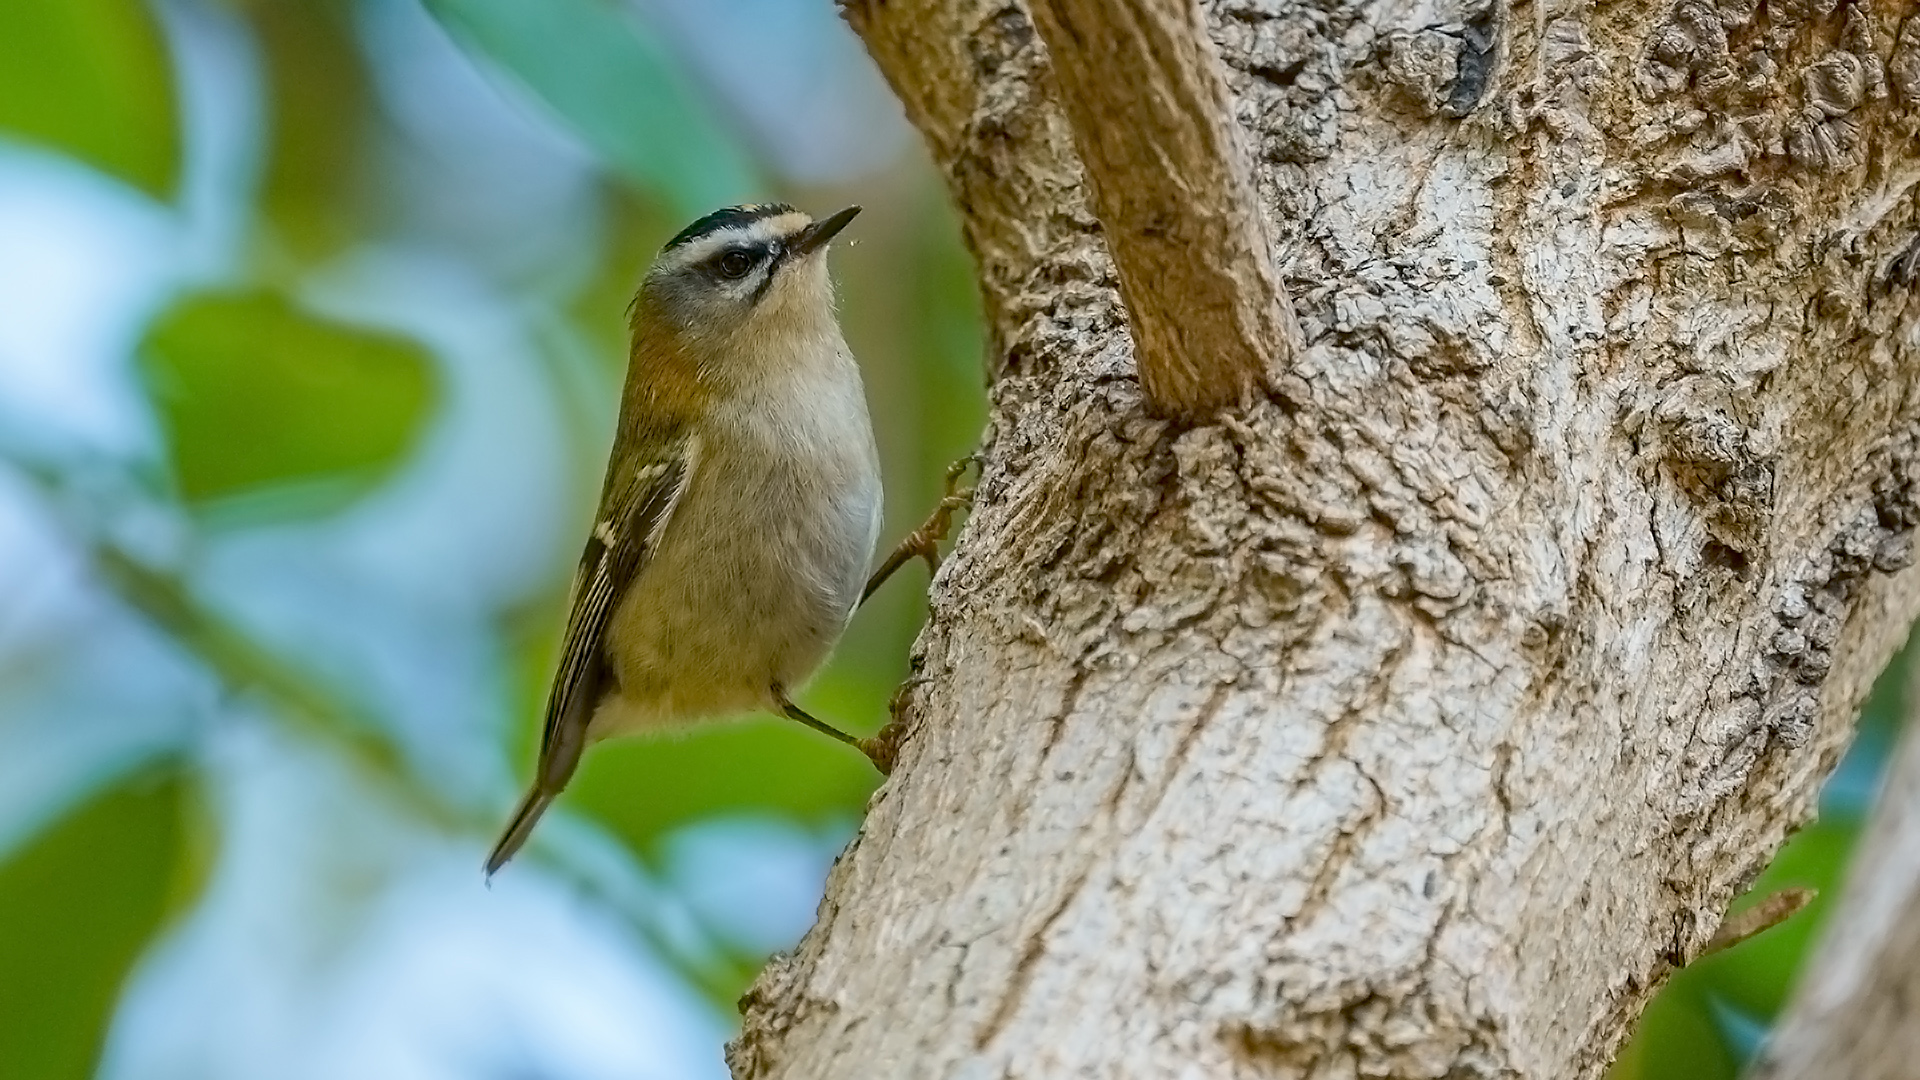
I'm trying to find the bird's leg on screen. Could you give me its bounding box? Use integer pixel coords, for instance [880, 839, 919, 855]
[776, 691, 860, 747]
[861, 455, 978, 606]
[776, 689, 897, 775]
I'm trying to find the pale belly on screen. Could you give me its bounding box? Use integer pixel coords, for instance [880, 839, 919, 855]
[589, 423, 881, 737]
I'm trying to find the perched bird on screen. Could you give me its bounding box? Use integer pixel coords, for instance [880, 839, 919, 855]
[487, 203, 880, 875]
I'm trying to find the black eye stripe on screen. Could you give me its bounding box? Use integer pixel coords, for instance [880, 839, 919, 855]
[749, 263, 779, 305]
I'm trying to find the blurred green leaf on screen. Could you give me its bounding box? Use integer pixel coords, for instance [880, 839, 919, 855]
[137, 291, 437, 514]
[569, 717, 878, 850]
[254, 0, 373, 259]
[0, 0, 177, 195]
[1611, 974, 1740, 1080]
[423, 0, 756, 216]
[914, 196, 990, 431]
[1707, 996, 1768, 1066]
[563, 190, 677, 366]
[0, 767, 188, 1080]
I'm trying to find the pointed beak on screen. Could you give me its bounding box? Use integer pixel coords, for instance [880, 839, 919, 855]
[788, 205, 860, 260]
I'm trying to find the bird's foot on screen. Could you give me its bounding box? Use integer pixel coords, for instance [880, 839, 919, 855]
[860, 455, 979, 606]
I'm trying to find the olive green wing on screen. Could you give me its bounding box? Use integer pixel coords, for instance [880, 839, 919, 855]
[486, 430, 693, 874]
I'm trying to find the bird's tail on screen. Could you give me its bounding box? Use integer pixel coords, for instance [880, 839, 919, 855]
[486, 785, 556, 878]
[486, 693, 589, 878]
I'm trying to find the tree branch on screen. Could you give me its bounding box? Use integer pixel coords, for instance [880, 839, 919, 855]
[1749, 666, 1920, 1080]
[838, 0, 1097, 354]
[1025, 0, 1299, 416]
[737, 1, 1920, 1077]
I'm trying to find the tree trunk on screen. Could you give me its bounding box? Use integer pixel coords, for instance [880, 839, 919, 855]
[1749, 662, 1920, 1080]
[731, 0, 1920, 1075]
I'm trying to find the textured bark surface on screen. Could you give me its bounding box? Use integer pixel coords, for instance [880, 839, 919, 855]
[730, 0, 1920, 1076]
[1026, 0, 1301, 415]
[1750, 665, 1920, 1080]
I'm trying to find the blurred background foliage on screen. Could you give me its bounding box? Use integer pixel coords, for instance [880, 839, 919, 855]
[0, 0, 1903, 1077]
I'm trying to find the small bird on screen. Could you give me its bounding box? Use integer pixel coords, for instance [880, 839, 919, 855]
[487, 203, 881, 875]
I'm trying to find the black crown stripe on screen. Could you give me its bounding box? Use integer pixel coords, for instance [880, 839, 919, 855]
[663, 203, 800, 251]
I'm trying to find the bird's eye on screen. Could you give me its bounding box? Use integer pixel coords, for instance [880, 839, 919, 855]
[718, 250, 755, 278]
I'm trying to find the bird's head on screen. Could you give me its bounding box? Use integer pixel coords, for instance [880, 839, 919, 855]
[631, 203, 860, 383]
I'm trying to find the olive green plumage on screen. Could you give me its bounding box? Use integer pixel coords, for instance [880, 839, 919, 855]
[487, 206, 876, 875]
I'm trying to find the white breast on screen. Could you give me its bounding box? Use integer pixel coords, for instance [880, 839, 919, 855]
[594, 347, 882, 735]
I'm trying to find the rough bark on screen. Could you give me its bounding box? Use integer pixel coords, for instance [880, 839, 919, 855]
[730, 0, 1920, 1076]
[1749, 665, 1920, 1080]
